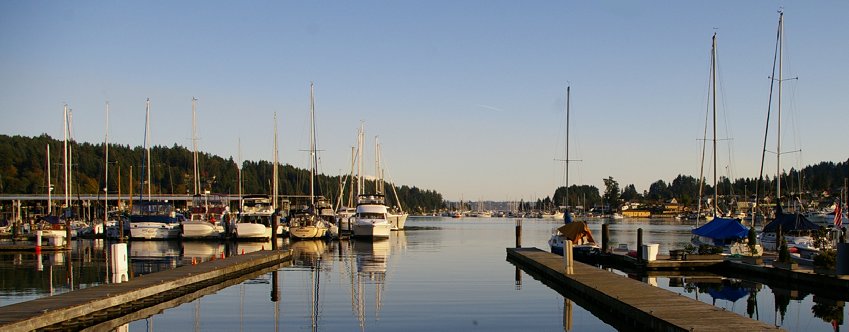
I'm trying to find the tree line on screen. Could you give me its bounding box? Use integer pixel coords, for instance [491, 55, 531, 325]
[536, 162, 848, 211]
[0, 134, 444, 213]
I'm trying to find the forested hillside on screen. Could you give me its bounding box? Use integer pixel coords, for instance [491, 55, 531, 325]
[0, 134, 443, 213]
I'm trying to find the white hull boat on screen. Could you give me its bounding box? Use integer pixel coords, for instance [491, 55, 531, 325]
[182, 220, 225, 239]
[130, 222, 181, 240]
[387, 212, 408, 231]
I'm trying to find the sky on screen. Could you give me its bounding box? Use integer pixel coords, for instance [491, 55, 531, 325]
[1, 1, 847, 201]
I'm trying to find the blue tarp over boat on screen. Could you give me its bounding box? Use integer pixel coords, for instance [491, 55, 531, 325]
[762, 205, 820, 233]
[692, 217, 749, 240]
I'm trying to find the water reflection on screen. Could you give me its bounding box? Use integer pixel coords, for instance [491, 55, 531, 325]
[129, 240, 180, 275]
[2, 219, 845, 331]
[626, 270, 846, 330]
[352, 239, 390, 330]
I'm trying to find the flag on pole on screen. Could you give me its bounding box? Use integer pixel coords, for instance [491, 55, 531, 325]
[834, 203, 843, 228]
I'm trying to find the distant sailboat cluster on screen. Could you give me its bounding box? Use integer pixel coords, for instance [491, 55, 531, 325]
[14, 82, 407, 246]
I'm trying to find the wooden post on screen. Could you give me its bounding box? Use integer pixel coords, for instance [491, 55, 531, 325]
[637, 228, 644, 263]
[602, 223, 610, 253]
[564, 240, 574, 274]
[515, 219, 522, 248]
[271, 270, 280, 302]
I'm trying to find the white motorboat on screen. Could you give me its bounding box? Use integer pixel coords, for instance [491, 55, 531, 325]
[128, 201, 182, 240]
[352, 194, 392, 239]
[182, 194, 227, 240]
[236, 195, 283, 240]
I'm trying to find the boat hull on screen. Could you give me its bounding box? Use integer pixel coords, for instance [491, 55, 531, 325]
[387, 213, 408, 230]
[181, 221, 224, 239]
[130, 222, 181, 240]
[235, 223, 270, 241]
[352, 221, 391, 239]
[290, 226, 327, 240]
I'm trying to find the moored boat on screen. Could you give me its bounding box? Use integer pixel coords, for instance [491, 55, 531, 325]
[548, 221, 599, 256]
[352, 194, 392, 239]
[235, 194, 278, 240]
[182, 193, 228, 240]
[128, 201, 182, 240]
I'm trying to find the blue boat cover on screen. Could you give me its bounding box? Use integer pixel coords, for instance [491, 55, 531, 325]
[762, 205, 820, 233]
[37, 215, 61, 224]
[708, 286, 749, 302]
[691, 217, 749, 240]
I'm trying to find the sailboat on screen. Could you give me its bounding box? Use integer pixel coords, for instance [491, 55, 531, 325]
[35, 106, 73, 246]
[690, 33, 756, 255]
[289, 82, 329, 240]
[182, 98, 228, 239]
[236, 114, 286, 240]
[375, 137, 409, 230]
[757, 11, 823, 253]
[548, 86, 598, 255]
[129, 99, 182, 240]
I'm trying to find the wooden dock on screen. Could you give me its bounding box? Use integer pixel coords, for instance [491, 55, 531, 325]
[0, 249, 291, 332]
[0, 243, 69, 252]
[507, 247, 782, 331]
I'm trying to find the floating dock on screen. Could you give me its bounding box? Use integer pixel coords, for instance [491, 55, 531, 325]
[0, 243, 69, 252]
[507, 247, 781, 331]
[0, 249, 291, 332]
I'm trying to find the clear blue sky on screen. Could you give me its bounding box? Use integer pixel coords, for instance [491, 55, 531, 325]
[1, 1, 847, 201]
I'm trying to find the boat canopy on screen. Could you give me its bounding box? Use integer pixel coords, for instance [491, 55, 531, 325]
[691, 217, 748, 240]
[556, 221, 596, 244]
[762, 205, 820, 233]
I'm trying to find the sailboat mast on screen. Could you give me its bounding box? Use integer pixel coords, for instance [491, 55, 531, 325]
[712, 33, 719, 216]
[145, 98, 152, 199]
[68, 108, 74, 210]
[104, 102, 109, 223]
[192, 97, 200, 196]
[375, 136, 380, 194]
[63, 104, 69, 210]
[565, 85, 570, 210]
[238, 137, 243, 213]
[309, 82, 316, 207]
[273, 113, 279, 211]
[776, 11, 784, 203]
[46, 144, 51, 215]
[357, 124, 364, 196]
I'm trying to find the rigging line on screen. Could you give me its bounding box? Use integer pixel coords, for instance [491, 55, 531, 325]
[755, 13, 782, 219]
[715, 42, 738, 195]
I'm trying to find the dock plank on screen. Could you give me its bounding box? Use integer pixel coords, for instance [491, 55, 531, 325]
[507, 247, 781, 332]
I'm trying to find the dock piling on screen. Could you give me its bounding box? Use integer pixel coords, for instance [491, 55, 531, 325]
[35, 231, 42, 254]
[515, 219, 522, 248]
[564, 240, 573, 274]
[637, 228, 643, 263]
[601, 223, 609, 253]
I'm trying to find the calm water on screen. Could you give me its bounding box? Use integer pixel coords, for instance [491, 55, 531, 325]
[0, 217, 845, 331]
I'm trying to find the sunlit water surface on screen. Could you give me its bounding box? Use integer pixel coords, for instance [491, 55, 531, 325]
[0, 217, 845, 331]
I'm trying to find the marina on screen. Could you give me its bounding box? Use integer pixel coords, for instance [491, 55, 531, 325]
[0, 217, 847, 331]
